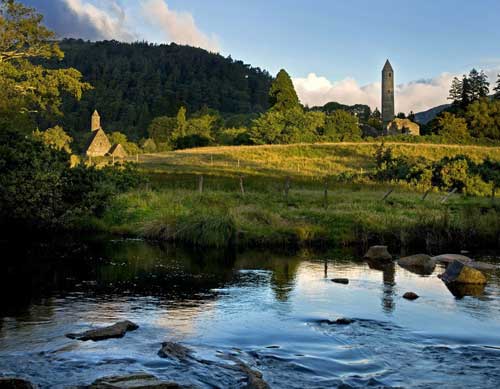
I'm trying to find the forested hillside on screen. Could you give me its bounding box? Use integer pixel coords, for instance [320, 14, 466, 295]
[40, 39, 273, 140]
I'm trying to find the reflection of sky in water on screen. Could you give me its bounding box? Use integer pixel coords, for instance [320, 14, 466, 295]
[0, 241, 499, 387]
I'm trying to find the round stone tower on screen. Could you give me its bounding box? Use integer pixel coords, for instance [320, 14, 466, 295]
[381, 60, 395, 128]
[91, 109, 101, 131]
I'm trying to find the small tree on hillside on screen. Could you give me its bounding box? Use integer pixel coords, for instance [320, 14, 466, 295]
[435, 112, 470, 143]
[269, 69, 300, 111]
[448, 76, 463, 105]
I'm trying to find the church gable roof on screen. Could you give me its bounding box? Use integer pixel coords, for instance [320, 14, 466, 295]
[108, 143, 128, 157]
[85, 128, 112, 156]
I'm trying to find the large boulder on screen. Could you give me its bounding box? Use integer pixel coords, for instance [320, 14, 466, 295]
[89, 373, 181, 388]
[66, 320, 139, 341]
[0, 378, 35, 389]
[364, 245, 392, 261]
[445, 283, 486, 298]
[440, 260, 487, 284]
[397, 254, 435, 275]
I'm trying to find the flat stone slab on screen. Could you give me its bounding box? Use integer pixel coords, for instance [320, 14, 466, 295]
[431, 253, 473, 264]
[440, 260, 487, 284]
[89, 373, 181, 388]
[432, 254, 497, 271]
[158, 342, 192, 360]
[66, 320, 139, 341]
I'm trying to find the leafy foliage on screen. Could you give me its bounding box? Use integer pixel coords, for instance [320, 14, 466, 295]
[374, 144, 498, 195]
[0, 129, 143, 231]
[0, 0, 90, 132]
[33, 125, 73, 153]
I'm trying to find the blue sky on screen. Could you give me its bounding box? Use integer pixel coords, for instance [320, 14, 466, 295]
[24, 0, 500, 112]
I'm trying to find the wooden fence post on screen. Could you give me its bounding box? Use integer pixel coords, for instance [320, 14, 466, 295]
[237, 158, 240, 168]
[382, 188, 394, 201]
[239, 175, 245, 196]
[210, 155, 213, 166]
[421, 188, 431, 201]
[284, 176, 291, 205]
[441, 187, 457, 204]
[323, 178, 328, 209]
[198, 175, 204, 194]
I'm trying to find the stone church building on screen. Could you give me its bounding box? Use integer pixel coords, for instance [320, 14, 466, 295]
[85, 110, 127, 158]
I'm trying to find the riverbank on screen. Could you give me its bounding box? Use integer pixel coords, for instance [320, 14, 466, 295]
[83, 185, 499, 251]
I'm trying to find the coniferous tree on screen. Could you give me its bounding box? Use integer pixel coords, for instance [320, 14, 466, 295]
[461, 75, 472, 107]
[468, 68, 489, 101]
[448, 76, 463, 105]
[269, 69, 300, 111]
[493, 74, 500, 99]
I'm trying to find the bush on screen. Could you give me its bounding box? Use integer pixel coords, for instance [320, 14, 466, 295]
[0, 129, 144, 231]
[373, 145, 496, 196]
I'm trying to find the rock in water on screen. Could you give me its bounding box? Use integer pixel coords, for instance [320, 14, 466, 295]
[89, 373, 181, 388]
[331, 278, 349, 284]
[66, 320, 139, 341]
[363, 245, 392, 261]
[335, 317, 353, 325]
[402, 292, 419, 300]
[431, 253, 473, 265]
[398, 254, 435, 275]
[158, 342, 192, 360]
[440, 260, 487, 284]
[0, 378, 35, 389]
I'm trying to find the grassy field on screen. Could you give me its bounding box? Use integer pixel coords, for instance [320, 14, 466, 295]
[93, 142, 500, 251]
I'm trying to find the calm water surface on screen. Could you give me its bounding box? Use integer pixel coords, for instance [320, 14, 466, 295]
[0, 239, 499, 388]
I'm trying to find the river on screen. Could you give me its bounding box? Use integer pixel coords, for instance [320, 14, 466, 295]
[0, 238, 499, 388]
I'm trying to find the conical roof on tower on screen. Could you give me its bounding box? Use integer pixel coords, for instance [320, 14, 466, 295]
[382, 59, 393, 72]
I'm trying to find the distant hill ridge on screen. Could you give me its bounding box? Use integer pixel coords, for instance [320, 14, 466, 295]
[414, 104, 451, 125]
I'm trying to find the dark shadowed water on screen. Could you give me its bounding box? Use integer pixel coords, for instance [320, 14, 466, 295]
[0, 238, 499, 388]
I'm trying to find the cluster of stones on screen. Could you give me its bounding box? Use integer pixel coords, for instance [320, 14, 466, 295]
[328, 245, 494, 303]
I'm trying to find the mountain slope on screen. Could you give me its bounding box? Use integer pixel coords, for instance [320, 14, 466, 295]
[414, 104, 450, 124]
[43, 39, 273, 139]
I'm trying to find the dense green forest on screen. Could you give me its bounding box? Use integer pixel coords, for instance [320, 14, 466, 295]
[38, 39, 273, 141]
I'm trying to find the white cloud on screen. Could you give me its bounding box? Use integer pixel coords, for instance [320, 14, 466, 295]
[29, 0, 219, 52]
[141, 0, 220, 52]
[62, 0, 137, 41]
[293, 69, 500, 113]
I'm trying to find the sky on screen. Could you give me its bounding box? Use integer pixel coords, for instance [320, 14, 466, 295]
[22, 0, 500, 113]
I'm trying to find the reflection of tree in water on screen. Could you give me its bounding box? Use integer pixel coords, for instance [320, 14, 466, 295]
[366, 259, 396, 313]
[235, 250, 302, 302]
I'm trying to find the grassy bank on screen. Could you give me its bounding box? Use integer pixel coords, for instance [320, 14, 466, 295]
[92, 186, 499, 252]
[83, 142, 500, 251]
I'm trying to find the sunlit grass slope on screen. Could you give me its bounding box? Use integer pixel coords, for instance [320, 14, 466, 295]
[94, 142, 500, 250]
